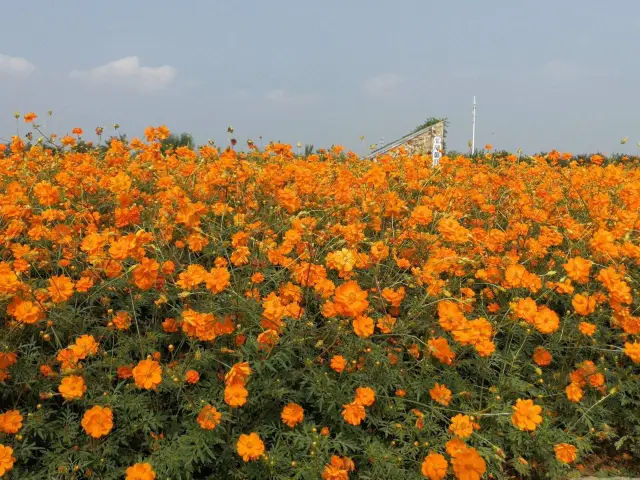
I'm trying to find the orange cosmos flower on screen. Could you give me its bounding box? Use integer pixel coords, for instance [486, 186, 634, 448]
[449, 414, 474, 439]
[162, 318, 178, 333]
[533, 347, 552, 366]
[81, 406, 113, 438]
[572, 294, 596, 316]
[236, 432, 265, 462]
[113, 311, 132, 330]
[430, 383, 452, 406]
[322, 455, 355, 480]
[0, 410, 22, 434]
[117, 365, 134, 380]
[132, 359, 162, 390]
[0, 353, 17, 371]
[182, 369, 199, 384]
[176, 264, 208, 290]
[125, 462, 156, 480]
[588, 372, 604, 388]
[352, 315, 374, 338]
[445, 437, 467, 457]
[0, 445, 16, 477]
[624, 341, 640, 363]
[72, 127, 83, 136]
[376, 314, 397, 333]
[225, 362, 251, 386]
[533, 307, 560, 334]
[511, 399, 542, 431]
[554, 443, 577, 464]
[578, 322, 596, 336]
[72, 335, 99, 359]
[354, 387, 375, 407]
[451, 446, 486, 480]
[133, 257, 160, 290]
[11, 299, 44, 324]
[48, 275, 74, 303]
[330, 355, 347, 373]
[563, 257, 592, 283]
[421, 452, 448, 480]
[333, 281, 369, 318]
[281, 403, 304, 428]
[56, 348, 79, 371]
[23, 112, 37, 123]
[197, 404, 222, 430]
[224, 384, 248, 407]
[342, 401, 366, 425]
[427, 337, 455, 365]
[58, 375, 87, 400]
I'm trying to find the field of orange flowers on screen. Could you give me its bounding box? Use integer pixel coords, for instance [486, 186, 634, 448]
[1, 121, 639, 479]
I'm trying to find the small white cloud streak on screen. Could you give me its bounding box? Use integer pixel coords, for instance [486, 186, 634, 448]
[0, 53, 37, 77]
[70, 56, 177, 93]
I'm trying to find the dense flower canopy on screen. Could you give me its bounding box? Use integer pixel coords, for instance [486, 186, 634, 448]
[0, 126, 639, 478]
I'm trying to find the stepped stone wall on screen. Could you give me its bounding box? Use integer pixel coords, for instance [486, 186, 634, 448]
[364, 121, 445, 159]
[403, 122, 445, 156]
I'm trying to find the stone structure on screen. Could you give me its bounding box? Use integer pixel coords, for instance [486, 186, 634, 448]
[364, 121, 445, 160]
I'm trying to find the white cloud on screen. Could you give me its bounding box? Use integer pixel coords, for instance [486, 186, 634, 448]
[363, 73, 404, 97]
[0, 53, 36, 77]
[265, 89, 320, 107]
[70, 56, 176, 93]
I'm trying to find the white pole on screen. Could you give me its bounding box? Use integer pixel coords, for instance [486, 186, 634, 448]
[471, 96, 476, 155]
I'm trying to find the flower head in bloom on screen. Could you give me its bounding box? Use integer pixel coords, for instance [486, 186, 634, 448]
[23, 112, 37, 123]
[0, 410, 23, 434]
[451, 446, 486, 480]
[429, 383, 452, 406]
[197, 404, 222, 430]
[511, 399, 542, 431]
[578, 321, 596, 336]
[352, 315, 374, 338]
[81, 406, 113, 438]
[58, 375, 87, 401]
[71, 335, 99, 360]
[354, 387, 376, 407]
[48, 275, 74, 303]
[322, 455, 355, 480]
[224, 384, 248, 407]
[421, 452, 448, 480]
[333, 281, 369, 318]
[445, 437, 467, 457]
[533, 347, 552, 366]
[342, 401, 366, 426]
[330, 355, 347, 373]
[185, 369, 200, 384]
[132, 359, 162, 390]
[125, 462, 156, 480]
[554, 443, 577, 464]
[624, 341, 640, 363]
[224, 362, 251, 386]
[0, 445, 16, 477]
[449, 414, 474, 439]
[281, 403, 304, 428]
[566, 382, 583, 403]
[236, 432, 265, 462]
[427, 337, 455, 365]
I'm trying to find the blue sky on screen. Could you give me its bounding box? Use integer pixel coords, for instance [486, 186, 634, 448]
[1, 0, 639, 155]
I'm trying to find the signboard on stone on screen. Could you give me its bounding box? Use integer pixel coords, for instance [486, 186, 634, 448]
[364, 121, 445, 164]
